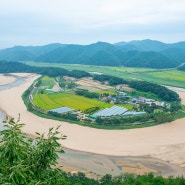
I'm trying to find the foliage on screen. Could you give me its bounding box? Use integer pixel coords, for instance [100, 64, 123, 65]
[75, 89, 99, 99]
[0, 61, 90, 78]
[93, 74, 128, 85]
[93, 73, 180, 102]
[0, 116, 66, 184]
[95, 114, 151, 125]
[83, 107, 100, 114]
[48, 111, 79, 121]
[59, 81, 77, 89]
[1, 39, 185, 68]
[69, 70, 91, 78]
[128, 80, 180, 102]
[153, 112, 174, 123]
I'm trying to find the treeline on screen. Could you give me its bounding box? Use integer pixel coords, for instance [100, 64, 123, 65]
[129, 81, 180, 102]
[75, 89, 99, 99]
[1, 60, 180, 102]
[93, 73, 180, 102]
[0, 61, 90, 78]
[48, 111, 79, 121]
[93, 74, 128, 85]
[95, 112, 174, 125]
[55, 172, 185, 185]
[1, 118, 185, 185]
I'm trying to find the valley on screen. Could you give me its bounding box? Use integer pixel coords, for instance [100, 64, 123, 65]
[1, 73, 185, 177]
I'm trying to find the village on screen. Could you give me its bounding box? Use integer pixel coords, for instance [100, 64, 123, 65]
[43, 76, 169, 121]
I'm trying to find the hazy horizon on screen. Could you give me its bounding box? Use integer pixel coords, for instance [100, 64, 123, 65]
[1, 38, 185, 50]
[1, 0, 185, 49]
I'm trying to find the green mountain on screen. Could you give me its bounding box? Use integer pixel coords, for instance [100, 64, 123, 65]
[0, 40, 185, 69]
[115, 39, 168, 51]
[125, 51, 176, 68]
[0, 43, 63, 61]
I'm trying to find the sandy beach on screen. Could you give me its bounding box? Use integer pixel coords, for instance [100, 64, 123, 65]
[0, 73, 185, 167]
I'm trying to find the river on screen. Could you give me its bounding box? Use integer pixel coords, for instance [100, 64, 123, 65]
[0, 76, 26, 130]
[0, 74, 185, 177]
[0, 76, 26, 91]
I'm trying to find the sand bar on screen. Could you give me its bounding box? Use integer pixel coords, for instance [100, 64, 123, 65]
[0, 74, 16, 85]
[0, 74, 185, 166]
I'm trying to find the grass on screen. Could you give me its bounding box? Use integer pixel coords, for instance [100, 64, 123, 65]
[41, 76, 55, 88]
[26, 62, 185, 88]
[33, 92, 112, 111]
[118, 104, 133, 110]
[174, 111, 185, 119]
[95, 90, 116, 95]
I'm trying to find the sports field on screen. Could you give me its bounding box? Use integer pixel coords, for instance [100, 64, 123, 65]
[33, 92, 112, 111]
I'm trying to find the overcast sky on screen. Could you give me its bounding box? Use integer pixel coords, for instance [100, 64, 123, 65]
[0, 0, 185, 48]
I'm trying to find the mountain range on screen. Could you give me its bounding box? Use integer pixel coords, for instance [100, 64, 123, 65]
[0, 39, 185, 69]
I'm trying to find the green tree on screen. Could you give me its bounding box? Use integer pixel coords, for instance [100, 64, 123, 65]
[0, 116, 67, 185]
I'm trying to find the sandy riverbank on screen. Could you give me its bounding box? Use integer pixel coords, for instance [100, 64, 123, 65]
[0, 74, 185, 167]
[0, 74, 16, 85]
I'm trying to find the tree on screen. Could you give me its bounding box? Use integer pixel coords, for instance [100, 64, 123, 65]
[0, 116, 67, 185]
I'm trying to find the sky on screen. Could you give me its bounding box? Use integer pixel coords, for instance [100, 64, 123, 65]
[0, 0, 185, 48]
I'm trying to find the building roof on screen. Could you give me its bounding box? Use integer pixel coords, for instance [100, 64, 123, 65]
[122, 111, 146, 116]
[92, 105, 128, 117]
[49, 106, 74, 114]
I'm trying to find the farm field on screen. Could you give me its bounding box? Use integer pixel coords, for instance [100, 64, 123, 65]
[26, 62, 185, 88]
[33, 92, 112, 111]
[76, 78, 112, 91]
[40, 76, 55, 88]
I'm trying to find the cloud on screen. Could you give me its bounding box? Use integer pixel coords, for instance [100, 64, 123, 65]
[0, 0, 185, 48]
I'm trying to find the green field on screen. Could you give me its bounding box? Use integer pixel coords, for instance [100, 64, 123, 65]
[33, 92, 112, 111]
[95, 90, 116, 95]
[40, 76, 55, 88]
[26, 62, 185, 88]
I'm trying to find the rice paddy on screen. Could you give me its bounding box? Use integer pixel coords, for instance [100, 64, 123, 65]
[33, 92, 112, 111]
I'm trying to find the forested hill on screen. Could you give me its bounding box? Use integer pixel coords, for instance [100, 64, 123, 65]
[0, 39, 185, 69]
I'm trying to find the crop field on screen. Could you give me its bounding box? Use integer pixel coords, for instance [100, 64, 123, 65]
[117, 104, 133, 110]
[33, 92, 112, 111]
[76, 78, 112, 91]
[26, 62, 185, 88]
[41, 76, 55, 88]
[95, 90, 116, 95]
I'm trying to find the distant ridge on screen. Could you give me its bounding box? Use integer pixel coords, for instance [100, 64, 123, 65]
[0, 40, 185, 69]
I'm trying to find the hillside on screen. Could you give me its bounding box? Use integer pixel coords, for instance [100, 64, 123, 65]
[178, 63, 185, 71]
[0, 40, 185, 68]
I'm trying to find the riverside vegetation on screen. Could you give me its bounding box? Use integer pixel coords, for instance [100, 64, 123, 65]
[23, 71, 184, 129]
[0, 60, 184, 128]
